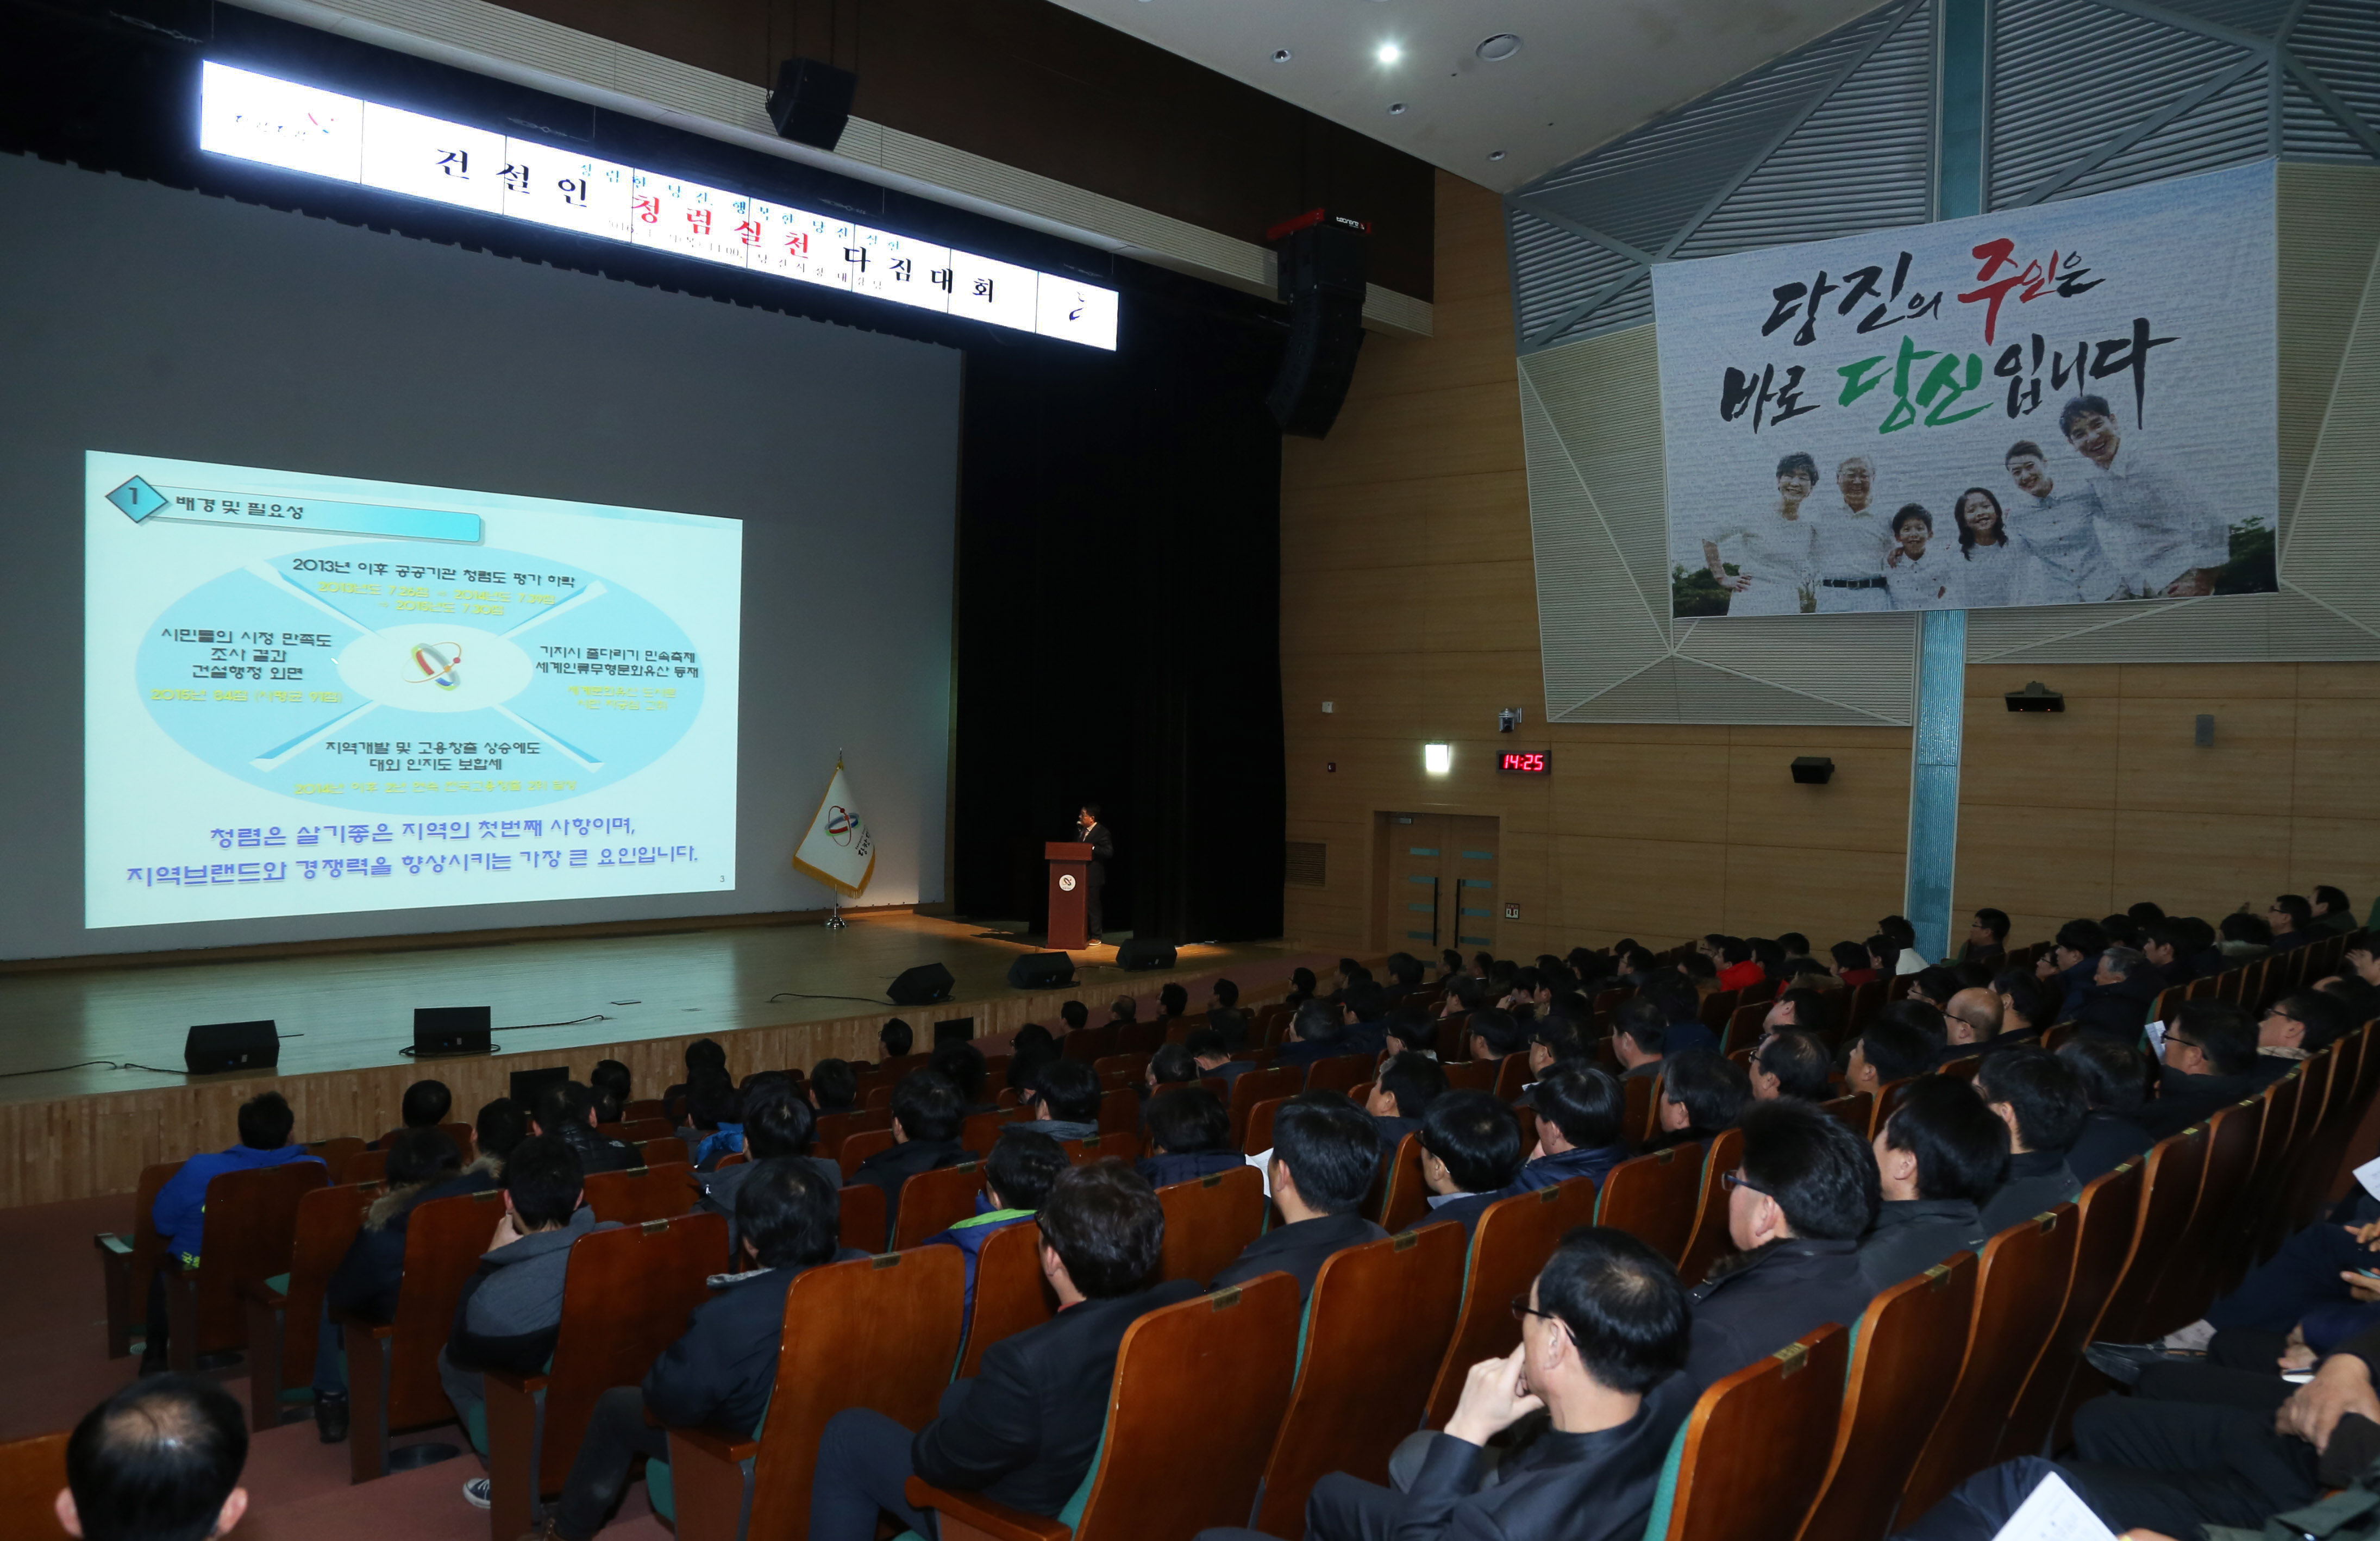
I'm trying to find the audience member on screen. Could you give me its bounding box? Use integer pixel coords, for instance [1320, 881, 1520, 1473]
[1907, 965, 1963, 1008]
[1751, 1030, 1834, 1102]
[548, 1161, 861, 1540]
[2038, 919, 2112, 1020]
[1716, 938, 1764, 992]
[1202, 1229, 1691, 1541]
[532, 1082, 634, 1175]
[2066, 946, 2161, 1041]
[1832, 940, 1881, 989]
[1276, 1001, 1352, 1070]
[1940, 987, 2004, 1056]
[1137, 1087, 1241, 1187]
[880, 1018, 916, 1060]
[2139, 1000, 2260, 1138]
[698, 1080, 842, 1253]
[144, 1092, 323, 1375]
[1206, 979, 1249, 1049]
[809, 1163, 1199, 1540]
[1010, 1058, 1103, 1142]
[1642, 1049, 1749, 1154]
[1144, 1042, 1199, 1097]
[2312, 885, 2358, 936]
[1859, 1077, 2005, 1289]
[588, 1060, 632, 1115]
[1417, 1091, 1527, 1237]
[1510, 1067, 1631, 1191]
[1764, 986, 1837, 1039]
[1990, 970, 2052, 1046]
[1669, 1099, 1876, 1409]
[681, 1073, 745, 1168]
[2255, 992, 2353, 1087]
[807, 1057, 860, 1114]
[1059, 1001, 1091, 1035]
[1609, 1000, 1667, 1081]
[314, 1124, 483, 1440]
[1878, 915, 1927, 975]
[663, 1039, 728, 1116]
[932, 1039, 995, 1112]
[2269, 894, 2315, 953]
[379, 1079, 453, 1145]
[852, 1072, 971, 1246]
[1963, 909, 2010, 966]
[2059, 1036, 2157, 1182]
[1381, 1006, 1438, 1062]
[1642, 974, 1718, 1057]
[1464, 1007, 1529, 1064]
[1844, 1013, 1936, 1097]
[1156, 982, 1190, 1023]
[1212, 1095, 1386, 1302]
[59, 1374, 250, 1541]
[1367, 1050, 1450, 1150]
[443, 1134, 611, 1499]
[1185, 1028, 1255, 1092]
[925, 1130, 1069, 1319]
[1974, 1049, 2087, 1234]
[2218, 910, 2274, 962]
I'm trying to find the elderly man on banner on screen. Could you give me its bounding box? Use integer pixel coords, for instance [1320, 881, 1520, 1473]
[793, 759, 876, 926]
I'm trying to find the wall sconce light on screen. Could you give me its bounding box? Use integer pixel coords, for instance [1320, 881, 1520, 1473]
[1423, 743, 1452, 775]
[1498, 708, 1522, 732]
[2005, 681, 2064, 713]
[1790, 756, 1836, 785]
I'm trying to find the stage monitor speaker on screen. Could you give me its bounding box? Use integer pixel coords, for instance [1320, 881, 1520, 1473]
[184, 1019, 279, 1075]
[767, 58, 857, 150]
[1266, 217, 1368, 439]
[888, 962, 956, 1005]
[411, 1005, 493, 1058]
[1007, 953, 1076, 989]
[934, 1017, 977, 1045]
[1116, 938, 1179, 971]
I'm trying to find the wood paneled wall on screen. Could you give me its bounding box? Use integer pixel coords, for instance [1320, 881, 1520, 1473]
[1280, 173, 1915, 959]
[1277, 174, 2380, 961]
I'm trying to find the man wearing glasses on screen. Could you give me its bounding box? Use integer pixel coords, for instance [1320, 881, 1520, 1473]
[2140, 1001, 2260, 1139]
[1197, 1228, 1689, 1541]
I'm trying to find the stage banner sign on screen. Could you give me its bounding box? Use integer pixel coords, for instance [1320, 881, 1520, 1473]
[1656, 160, 2277, 619]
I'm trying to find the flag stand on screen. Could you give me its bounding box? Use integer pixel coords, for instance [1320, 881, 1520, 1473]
[823, 899, 847, 931]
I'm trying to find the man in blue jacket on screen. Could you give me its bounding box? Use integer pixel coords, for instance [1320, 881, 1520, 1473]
[142, 1092, 322, 1373]
[924, 1129, 1068, 1320]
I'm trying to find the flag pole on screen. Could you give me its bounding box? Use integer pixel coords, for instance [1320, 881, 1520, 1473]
[823, 749, 849, 929]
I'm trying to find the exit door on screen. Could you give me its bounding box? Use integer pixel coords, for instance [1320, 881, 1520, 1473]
[1374, 813, 1501, 954]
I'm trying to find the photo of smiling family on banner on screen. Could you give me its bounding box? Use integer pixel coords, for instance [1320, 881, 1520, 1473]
[1658, 159, 2279, 618]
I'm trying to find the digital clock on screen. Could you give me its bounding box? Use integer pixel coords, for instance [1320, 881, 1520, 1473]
[1497, 751, 1550, 775]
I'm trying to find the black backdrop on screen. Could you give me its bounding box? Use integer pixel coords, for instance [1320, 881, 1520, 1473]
[1, 0, 1289, 944]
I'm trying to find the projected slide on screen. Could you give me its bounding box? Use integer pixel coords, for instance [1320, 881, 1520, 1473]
[85, 451, 741, 929]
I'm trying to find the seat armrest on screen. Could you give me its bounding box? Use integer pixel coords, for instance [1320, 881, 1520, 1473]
[485, 1369, 550, 1396]
[666, 1424, 758, 1463]
[904, 1479, 1073, 1541]
[664, 1424, 761, 1541]
[95, 1232, 133, 1257]
[240, 1277, 287, 1310]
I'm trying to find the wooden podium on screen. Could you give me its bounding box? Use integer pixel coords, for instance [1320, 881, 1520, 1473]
[1045, 841, 1094, 950]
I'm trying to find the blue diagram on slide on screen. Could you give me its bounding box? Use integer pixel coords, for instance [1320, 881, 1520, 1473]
[134, 541, 706, 815]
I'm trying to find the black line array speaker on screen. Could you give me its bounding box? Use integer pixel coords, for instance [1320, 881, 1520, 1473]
[1116, 937, 1179, 971]
[184, 1019, 279, 1075]
[1266, 217, 1368, 439]
[888, 962, 956, 1005]
[1007, 953, 1076, 989]
[767, 58, 858, 150]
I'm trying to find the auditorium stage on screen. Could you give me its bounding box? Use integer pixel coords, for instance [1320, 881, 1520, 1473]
[0, 913, 1325, 1207]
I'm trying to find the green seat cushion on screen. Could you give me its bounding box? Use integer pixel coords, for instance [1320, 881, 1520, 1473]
[647, 1457, 675, 1523]
[897, 1429, 1106, 1541]
[1639, 1421, 1690, 1540]
[265, 1271, 291, 1295]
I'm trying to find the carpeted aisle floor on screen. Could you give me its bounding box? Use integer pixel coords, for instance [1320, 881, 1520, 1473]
[0, 1192, 669, 1536]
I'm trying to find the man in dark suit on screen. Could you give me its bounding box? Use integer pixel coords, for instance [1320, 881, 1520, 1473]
[809, 1163, 1200, 1540]
[1365, 1051, 1450, 1154]
[849, 1071, 970, 1249]
[1211, 1095, 1386, 1302]
[1186, 1028, 1257, 1094]
[1659, 1098, 1876, 1419]
[1416, 1091, 1527, 1238]
[1195, 1227, 1692, 1541]
[1505, 1067, 1632, 1193]
[2138, 1000, 2260, 1140]
[1075, 805, 1112, 939]
[1274, 1001, 1352, 1072]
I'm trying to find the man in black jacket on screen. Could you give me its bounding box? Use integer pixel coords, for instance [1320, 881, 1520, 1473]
[2059, 1035, 2158, 1182]
[850, 1071, 970, 1248]
[1975, 1049, 2086, 1236]
[1197, 1227, 1692, 1541]
[2138, 1000, 2260, 1140]
[1661, 1097, 1877, 1419]
[541, 1160, 859, 1541]
[1858, 1077, 2005, 1291]
[442, 1136, 614, 1509]
[1416, 1091, 1529, 1238]
[2066, 946, 2164, 1043]
[532, 1082, 634, 1175]
[809, 1162, 1201, 1540]
[697, 1079, 843, 1255]
[1210, 1095, 1386, 1302]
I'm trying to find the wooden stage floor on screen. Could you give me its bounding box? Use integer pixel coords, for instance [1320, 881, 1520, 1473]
[0, 913, 1309, 1104]
[0, 915, 1325, 1206]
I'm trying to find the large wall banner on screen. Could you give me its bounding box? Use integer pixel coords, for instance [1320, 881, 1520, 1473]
[1656, 160, 2277, 619]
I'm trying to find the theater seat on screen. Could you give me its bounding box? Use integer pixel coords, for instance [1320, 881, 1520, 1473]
[1796, 1255, 1978, 1541]
[958, 1220, 1056, 1379]
[161, 1160, 329, 1371]
[1644, 1325, 1849, 1541]
[906, 1270, 1300, 1541]
[1595, 1147, 1705, 1266]
[340, 1188, 506, 1482]
[1154, 1167, 1264, 1286]
[584, 1163, 699, 1225]
[242, 1180, 381, 1431]
[1421, 1178, 1600, 1429]
[1999, 1159, 2145, 1460]
[1676, 1129, 1745, 1287]
[836, 1186, 886, 1257]
[94, 1160, 183, 1360]
[893, 1162, 988, 1252]
[0, 1430, 68, 1539]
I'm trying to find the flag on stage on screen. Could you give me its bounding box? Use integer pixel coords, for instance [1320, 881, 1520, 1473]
[792, 759, 876, 895]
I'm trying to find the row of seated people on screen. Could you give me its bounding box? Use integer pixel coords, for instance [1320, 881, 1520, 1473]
[92, 916, 2380, 1541]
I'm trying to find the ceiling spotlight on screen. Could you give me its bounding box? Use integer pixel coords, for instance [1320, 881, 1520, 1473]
[1388, 102, 1408, 115]
[1477, 33, 1523, 61]
[1272, 47, 1292, 62]
[1376, 43, 1402, 64]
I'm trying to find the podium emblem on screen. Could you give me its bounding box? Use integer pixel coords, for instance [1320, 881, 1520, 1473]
[1058, 874, 1077, 892]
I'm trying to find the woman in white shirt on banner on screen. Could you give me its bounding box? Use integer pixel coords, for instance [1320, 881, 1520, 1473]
[1701, 451, 1820, 617]
[1950, 486, 2027, 609]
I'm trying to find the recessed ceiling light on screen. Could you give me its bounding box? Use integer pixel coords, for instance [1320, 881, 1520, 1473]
[1272, 48, 1292, 62]
[1488, 149, 1508, 161]
[1376, 43, 1402, 65]
[1388, 102, 1408, 115]
[1477, 33, 1523, 61]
